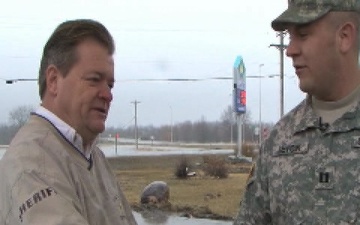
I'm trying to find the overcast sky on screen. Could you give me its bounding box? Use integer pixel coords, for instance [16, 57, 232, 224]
[0, 0, 305, 128]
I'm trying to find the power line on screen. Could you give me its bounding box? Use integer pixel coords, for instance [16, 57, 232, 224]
[117, 74, 294, 82]
[4, 78, 37, 84]
[2, 75, 295, 84]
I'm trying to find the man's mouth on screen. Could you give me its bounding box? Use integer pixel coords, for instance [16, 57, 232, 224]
[293, 64, 306, 74]
[94, 107, 107, 115]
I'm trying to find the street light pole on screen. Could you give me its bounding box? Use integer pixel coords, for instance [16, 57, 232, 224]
[170, 106, 173, 143]
[230, 112, 234, 144]
[279, 33, 285, 117]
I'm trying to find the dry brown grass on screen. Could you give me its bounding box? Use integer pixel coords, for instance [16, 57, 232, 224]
[108, 154, 250, 220]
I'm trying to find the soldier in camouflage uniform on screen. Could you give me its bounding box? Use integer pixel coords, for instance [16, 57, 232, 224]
[233, 0, 360, 224]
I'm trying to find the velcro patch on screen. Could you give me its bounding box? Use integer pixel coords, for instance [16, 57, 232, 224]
[273, 143, 308, 156]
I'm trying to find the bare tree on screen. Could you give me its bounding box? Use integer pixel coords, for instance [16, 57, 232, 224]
[8, 105, 35, 128]
[102, 105, 262, 143]
[220, 105, 254, 142]
[220, 105, 235, 123]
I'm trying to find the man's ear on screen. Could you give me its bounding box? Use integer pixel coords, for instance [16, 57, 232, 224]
[337, 22, 357, 53]
[45, 65, 60, 96]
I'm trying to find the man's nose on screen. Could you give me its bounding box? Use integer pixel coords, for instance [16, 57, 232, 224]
[99, 85, 113, 102]
[286, 39, 299, 57]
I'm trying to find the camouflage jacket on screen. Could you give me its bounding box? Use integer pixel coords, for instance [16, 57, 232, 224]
[233, 96, 360, 225]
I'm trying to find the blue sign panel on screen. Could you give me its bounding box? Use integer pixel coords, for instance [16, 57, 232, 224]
[233, 56, 246, 114]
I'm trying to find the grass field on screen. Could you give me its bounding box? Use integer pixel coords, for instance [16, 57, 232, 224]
[108, 154, 251, 220]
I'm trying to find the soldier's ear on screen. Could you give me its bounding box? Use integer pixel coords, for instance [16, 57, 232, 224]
[337, 21, 357, 54]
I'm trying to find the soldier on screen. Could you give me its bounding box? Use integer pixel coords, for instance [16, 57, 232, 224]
[234, 0, 360, 224]
[0, 19, 138, 225]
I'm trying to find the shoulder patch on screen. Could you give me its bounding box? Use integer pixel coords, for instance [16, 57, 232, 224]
[19, 187, 57, 222]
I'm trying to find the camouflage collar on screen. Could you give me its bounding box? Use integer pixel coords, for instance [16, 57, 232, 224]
[293, 95, 360, 134]
[293, 96, 319, 134]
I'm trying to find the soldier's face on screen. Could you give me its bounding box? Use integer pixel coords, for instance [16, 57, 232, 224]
[286, 13, 340, 101]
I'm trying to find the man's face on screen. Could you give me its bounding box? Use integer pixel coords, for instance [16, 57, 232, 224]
[286, 14, 340, 100]
[55, 39, 114, 141]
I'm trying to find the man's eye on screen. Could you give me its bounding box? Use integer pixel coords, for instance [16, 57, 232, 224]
[87, 76, 100, 82]
[299, 32, 308, 38]
[297, 29, 309, 38]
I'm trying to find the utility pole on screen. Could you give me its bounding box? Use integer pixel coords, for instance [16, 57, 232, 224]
[258, 64, 264, 144]
[270, 31, 288, 118]
[131, 100, 140, 149]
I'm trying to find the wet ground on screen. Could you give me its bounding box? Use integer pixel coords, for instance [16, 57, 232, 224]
[134, 210, 232, 225]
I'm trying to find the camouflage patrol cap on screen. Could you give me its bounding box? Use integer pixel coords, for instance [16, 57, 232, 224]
[272, 0, 360, 31]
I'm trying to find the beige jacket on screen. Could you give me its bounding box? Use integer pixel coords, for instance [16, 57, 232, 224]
[0, 115, 137, 225]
